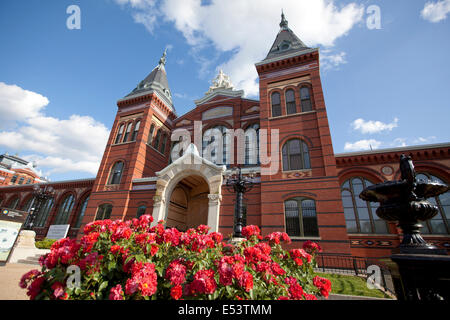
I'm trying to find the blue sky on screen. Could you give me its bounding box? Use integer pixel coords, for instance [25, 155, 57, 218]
[0, 0, 449, 181]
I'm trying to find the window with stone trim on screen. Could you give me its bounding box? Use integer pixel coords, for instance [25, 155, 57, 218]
[108, 161, 124, 185]
[271, 92, 282, 117]
[10, 175, 18, 184]
[148, 124, 155, 144]
[202, 125, 230, 165]
[341, 177, 388, 234]
[300, 86, 312, 112]
[282, 139, 311, 171]
[136, 205, 147, 218]
[35, 197, 54, 227]
[284, 198, 319, 237]
[74, 195, 90, 228]
[7, 196, 20, 209]
[54, 194, 75, 225]
[123, 122, 133, 143]
[153, 129, 162, 150]
[244, 123, 260, 165]
[115, 123, 125, 144]
[416, 173, 449, 235]
[95, 204, 112, 221]
[285, 89, 297, 115]
[131, 120, 141, 142]
[160, 133, 168, 154]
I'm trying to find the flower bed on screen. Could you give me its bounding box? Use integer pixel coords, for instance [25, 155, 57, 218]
[19, 215, 331, 300]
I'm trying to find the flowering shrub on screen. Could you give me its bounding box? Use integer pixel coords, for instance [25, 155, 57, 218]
[20, 215, 331, 300]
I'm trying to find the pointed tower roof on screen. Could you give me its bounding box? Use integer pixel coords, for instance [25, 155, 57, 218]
[257, 12, 315, 65]
[122, 49, 174, 110]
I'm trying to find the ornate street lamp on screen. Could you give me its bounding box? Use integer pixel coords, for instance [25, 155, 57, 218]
[225, 166, 255, 238]
[23, 184, 55, 230]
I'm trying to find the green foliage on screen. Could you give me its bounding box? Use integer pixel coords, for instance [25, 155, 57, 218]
[35, 238, 57, 249]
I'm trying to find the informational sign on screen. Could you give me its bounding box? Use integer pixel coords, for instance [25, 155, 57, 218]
[0, 209, 28, 263]
[0, 220, 22, 262]
[46, 224, 70, 240]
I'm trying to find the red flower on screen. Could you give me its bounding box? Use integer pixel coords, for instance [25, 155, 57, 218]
[238, 271, 253, 292]
[313, 276, 332, 298]
[189, 269, 217, 295]
[303, 240, 322, 254]
[19, 269, 41, 289]
[165, 260, 187, 286]
[109, 284, 124, 300]
[51, 282, 65, 299]
[242, 225, 261, 240]
[289, 249, 312, 263]
[170, 285, 183, 300]
[27, 276, 45, 300]
[289, 283, 304, 300]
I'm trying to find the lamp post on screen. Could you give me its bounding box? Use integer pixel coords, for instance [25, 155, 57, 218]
[225, 166, 255, 238]
[23, 184, 55, 230]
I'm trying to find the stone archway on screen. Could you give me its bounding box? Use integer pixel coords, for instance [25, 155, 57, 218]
[151, 144, 225, 232]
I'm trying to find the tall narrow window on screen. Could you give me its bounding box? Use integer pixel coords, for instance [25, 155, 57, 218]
[10, 175, 18, 184]
[271, 92, 281, 117]
[18, 177, 25, 185]
[285, 89, 297, 115]
[35, 197, 54, 227]
[245, 123, 260, 165]
[341, 178, 388, 234]
[22, 197, 35, 212]
[282, 139, 311, 171]
[148, 124, 155, 144]
[54, 194, 75, 225]
[95, 204, 113, 221]
[300, 87, 312, 112]
[115, 123, 125, 144]
[416, 173, 449, 234]
[108, 161, 124, 185]
[74, 195, 90, 228]
[153, 129, 162, 150]
[7, 196, 20, 209]
[131, 120, 141, 141]
[136, 205, 147, 218]
[284, 198, 319, 237]
[203, 126, 229, 165]
[160, 133, 168, 154]
[123, 122, 133, 142]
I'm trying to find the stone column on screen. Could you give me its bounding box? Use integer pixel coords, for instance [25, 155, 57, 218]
[150, 195, 166, 227]
[207, 194, 222, 232]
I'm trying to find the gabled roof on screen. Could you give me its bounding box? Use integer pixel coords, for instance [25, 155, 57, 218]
[258, 12, 313, 65]
[121, 50, 174, 111]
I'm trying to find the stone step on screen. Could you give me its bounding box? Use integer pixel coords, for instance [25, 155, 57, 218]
[16, 259, 40, 266]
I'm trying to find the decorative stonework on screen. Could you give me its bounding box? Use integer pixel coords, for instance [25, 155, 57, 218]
[151, 144, 225, 232]
[381, 166, 394, 176]
[205, 70, 234, 94]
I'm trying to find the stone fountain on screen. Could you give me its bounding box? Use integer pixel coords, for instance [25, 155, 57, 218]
[359, 154, 450, 300]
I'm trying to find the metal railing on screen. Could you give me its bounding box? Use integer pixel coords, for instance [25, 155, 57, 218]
[315, 253, 396, 296]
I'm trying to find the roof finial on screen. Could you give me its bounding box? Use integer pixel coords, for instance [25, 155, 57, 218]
[159, 48, 167, 66]
[280, 9, 288, 30]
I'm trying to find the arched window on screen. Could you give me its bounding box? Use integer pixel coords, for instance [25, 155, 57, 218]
[271, 92, 282, 117]
[282, 139, 311, 171]
[21, 196, 35, 212]
[160, 133, 168, 154]
[203, 126, 229, 165]
[108, 161, 124, 185]
[153, 129, 161, 149]
[300, 86, 312, 112]
[54, 194, 75, 225]
[284, 198, 319, 237]
[416, 173, 449, 234]
[136, 205, 147, 218]
[18, 177, 25, 185]
[10, 175, 18, 184]
[285, 89, 297, 115]
[74, 195, 90, 228]
[95, 204, 113, 220]
[131, 120, 141, 141]
[245, 123, 260, 165]
[115, 123, 125, 144]
[341, 177, 388, 234]
[123, 122, 133, 143]
[35, 197, 55, 227]
[7, 196, 20, 209]
[148, 124, 155, 144]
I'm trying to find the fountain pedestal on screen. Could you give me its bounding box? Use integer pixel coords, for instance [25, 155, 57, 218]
[360, 155, 449, 300]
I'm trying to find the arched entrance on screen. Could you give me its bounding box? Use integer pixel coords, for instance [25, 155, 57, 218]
[151, 144, 225, 232]
[167, 175, 209, 231]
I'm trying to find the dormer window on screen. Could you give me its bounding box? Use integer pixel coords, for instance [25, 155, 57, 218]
[279, 40, 291, 51]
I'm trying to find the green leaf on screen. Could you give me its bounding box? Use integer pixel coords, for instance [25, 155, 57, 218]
[99, 280, 109, 292]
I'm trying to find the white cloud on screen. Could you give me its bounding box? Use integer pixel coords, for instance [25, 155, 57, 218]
[0, 82, 49, 129]
[344, 139, 382, 152]
[115, 0, 365, 97]
[320, 50, 347, 70]
[351, 117, 399, 134]
[0, 83, 110, 177]
[412, 136, 437, 144]
[421, 0, 450, 23]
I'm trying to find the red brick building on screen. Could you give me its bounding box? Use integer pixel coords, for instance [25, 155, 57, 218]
[1, 14, 449, 258]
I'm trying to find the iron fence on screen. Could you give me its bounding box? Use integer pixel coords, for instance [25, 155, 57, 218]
[315, 253, 396, 296]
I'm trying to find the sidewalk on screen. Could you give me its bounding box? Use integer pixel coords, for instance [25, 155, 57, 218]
[0, 263, 36, 300]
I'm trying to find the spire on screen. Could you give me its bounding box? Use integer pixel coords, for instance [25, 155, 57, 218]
[123, 49, 174, 111]
[280, 10, 288, 30]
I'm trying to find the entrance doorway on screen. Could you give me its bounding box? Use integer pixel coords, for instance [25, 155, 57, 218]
[166, 175, 209, 231]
